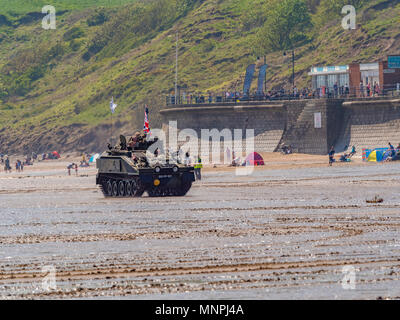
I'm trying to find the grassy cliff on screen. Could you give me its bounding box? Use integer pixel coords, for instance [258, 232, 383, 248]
[0, 0, 399, 154]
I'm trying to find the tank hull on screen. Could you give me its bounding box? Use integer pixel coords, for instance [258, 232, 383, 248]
[96, 152, 195, 197]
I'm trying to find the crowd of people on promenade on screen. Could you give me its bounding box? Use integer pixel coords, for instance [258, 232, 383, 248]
[358, 81, 381, 98]
[166, 81, 394, 105]
[167, 88, 320, 105]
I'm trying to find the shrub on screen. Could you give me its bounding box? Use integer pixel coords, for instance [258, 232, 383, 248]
[256, 0, 312, 54]
[69, 39, 81, 51]
[46, 43, 65, 61]
[63, 27, 85, 41]
[27, 65, 46, 81]
[87, 9, 109, 26]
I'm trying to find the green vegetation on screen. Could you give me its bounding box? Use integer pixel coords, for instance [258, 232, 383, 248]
[63, 27, 85, 41]
[312, 0, 368, 27]
[255, 0, 312, 54]
[0, 0, 138, 16]
[86, 8, 109, 26]
[83, 0, 198, 61]
[0, 0, 399, 153]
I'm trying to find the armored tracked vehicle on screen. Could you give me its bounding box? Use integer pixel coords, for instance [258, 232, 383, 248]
[96, 134, 195, 197]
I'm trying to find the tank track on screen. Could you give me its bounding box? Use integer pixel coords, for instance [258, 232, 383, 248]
[147, 181, 192, 197]
[99, 176, 145, 198]
[98, 176, 191, 198]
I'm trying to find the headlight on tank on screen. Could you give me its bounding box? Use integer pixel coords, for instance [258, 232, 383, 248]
[172, 166, 179, 173]
[155, 166, 161, 173]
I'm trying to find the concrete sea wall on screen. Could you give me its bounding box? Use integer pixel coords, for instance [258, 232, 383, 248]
[160, 98, 400, 156]
[335, 99, 400, 152]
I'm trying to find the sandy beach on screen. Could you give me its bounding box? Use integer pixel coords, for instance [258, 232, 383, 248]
[0, 153, 399, 299]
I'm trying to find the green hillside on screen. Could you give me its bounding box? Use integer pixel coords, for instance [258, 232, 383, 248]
[0, 0, 137, 15]
[0, 0, 399, 154]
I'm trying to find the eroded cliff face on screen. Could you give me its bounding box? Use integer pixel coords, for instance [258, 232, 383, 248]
[0, 119, 134, 154]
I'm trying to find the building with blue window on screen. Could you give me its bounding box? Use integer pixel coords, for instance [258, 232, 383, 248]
[309, 65, 349, 91]
[307, 58, 400, 97]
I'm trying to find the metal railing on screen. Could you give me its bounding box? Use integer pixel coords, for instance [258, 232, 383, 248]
[166, 86, 400, 106]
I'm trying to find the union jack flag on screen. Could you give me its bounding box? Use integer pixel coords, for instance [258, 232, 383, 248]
[143, 105, 150, 134]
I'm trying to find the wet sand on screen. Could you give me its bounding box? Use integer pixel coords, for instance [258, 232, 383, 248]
[0, 154, 400, 300]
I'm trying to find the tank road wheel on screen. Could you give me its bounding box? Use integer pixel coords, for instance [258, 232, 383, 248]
[131, 178, 145, 197]
[118, 180, 125, 197]
[125, 181, 132, 196]
[99, 179, 109, 197]
[135, 188, 145, 197]
[130, 179, 138, 197]
[112, 181, 119, 197]
[106, 180, 113, 196]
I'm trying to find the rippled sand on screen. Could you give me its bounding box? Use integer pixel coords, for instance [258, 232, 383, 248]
[0, 156, 400, 299]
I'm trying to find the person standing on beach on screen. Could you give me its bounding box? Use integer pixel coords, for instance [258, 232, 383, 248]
[329, 146, 335, 166]
[389, 142, 395, 157]
[194, 156, 202, 181]
[226, 147, 231, 164]
[184, 152, 191, 166]
[4, 156, 11, 173]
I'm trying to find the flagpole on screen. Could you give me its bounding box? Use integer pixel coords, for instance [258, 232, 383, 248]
[110, 97, 116, 145]
[175, 31, 178, 105]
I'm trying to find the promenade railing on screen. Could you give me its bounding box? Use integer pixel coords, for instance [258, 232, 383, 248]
[166, 86, 400, 106]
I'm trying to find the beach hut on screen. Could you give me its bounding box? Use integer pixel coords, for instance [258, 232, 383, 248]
[245, 152, 264, 166]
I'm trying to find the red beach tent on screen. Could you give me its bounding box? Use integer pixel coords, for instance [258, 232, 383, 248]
[52, 151, 61, 159]
[245, 152, 264, 166]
